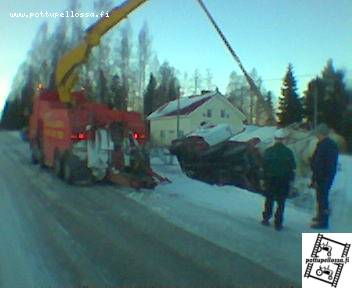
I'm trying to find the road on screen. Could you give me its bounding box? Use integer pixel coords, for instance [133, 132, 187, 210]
[0, 131, 297, 287]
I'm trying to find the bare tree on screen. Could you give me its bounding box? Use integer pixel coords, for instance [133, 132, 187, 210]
[68, 0, 84, 46]
[83, 0, 113, 102]
[67, 0, 86, 89]
[28, 22, 50, 86]
[192, 69, 202, 94]
[205, 68, 213, 90]
[227, 71, 248, 116]
[181, 71, 191, 96]
[149, 54, 160, 80]
[118, 22, 132, 110]
[48, 18, 69, 88]
[138, 22, 151, 99]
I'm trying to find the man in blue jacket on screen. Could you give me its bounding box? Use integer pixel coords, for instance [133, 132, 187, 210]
[310, 123, 339, 229]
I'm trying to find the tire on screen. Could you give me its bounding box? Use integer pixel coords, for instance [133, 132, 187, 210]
[30, 146, 39, 164]
[63, 155, 76, 184]
[38, 148, 46, 168]
[53, 151, 63, 178]
[63, 153, 93, 185]
[32, 138, 45, 167]
[316, 269, 323, 276]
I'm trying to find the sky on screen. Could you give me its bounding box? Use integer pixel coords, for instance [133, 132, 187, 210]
[0, 0, 352, 113]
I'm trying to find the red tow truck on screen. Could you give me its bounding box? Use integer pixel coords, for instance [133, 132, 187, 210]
[28, 0, 168, 188]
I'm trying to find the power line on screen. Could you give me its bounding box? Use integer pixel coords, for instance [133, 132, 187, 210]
[263, 74, 317, 82]
[263, 70, 352, 82]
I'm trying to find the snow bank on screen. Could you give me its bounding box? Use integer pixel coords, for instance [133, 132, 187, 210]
[126, 153, 351, 283]
[188, 123, 237, 146]
[231, 125, 276, 144]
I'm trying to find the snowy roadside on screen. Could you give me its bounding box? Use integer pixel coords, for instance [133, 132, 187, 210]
[125, 155, 352, 283]
[0, 132, 57, 287]
[6, 131, 351, 284]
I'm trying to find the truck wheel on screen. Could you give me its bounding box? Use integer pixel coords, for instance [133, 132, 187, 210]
[30, 146, 39, 164]
[63, 155, 76, 184]
[38, 149, 46, 168]
[53, 152, 63, 178]
[63, 153, 94, 185]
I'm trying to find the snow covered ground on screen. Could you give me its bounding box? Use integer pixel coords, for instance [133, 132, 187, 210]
[7, 130, 351, 285]
[125, 154, 352, 283]
[2, 131, 296, 287]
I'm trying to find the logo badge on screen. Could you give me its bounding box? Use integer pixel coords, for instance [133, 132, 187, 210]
[303, 233, 351, 287]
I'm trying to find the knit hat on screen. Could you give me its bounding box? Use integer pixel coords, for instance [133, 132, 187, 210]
[315, 123, 330, 136]
[274, 128, 289, 139]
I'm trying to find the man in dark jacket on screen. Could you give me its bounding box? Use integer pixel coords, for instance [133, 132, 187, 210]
[310, 123, 339, 229]
[261, 129, 296, 231]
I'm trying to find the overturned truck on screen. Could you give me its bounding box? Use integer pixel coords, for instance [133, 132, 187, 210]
[170, 122, 347, 195]
[169, 123, 262, 192]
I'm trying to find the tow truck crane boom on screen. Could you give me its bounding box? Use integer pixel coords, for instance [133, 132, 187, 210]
[55, 0, 148, 104]
[56, 0, 272, 124]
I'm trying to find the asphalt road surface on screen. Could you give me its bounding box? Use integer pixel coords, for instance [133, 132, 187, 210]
[0, 131, 297, 287]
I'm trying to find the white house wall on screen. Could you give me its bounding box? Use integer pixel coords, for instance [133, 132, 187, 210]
[150, 116, 192, 146]
[149, 96, 245, 146]
[190, 96, 245, 133]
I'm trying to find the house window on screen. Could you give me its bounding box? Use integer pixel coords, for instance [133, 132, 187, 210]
[220, 109, 225, 118]
[207, 109, 212, 118]
[169, 130, 175, 135]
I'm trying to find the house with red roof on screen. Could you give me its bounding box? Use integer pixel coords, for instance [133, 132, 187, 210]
[147, 90, 246, 146]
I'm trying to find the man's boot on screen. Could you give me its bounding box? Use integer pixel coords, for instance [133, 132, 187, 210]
[310, 222, 328, 229]
[311, 210, 329, 229]
[261, 218, 270, 226]
[311, 216, 319, 222]
[274, 224, 283, 231]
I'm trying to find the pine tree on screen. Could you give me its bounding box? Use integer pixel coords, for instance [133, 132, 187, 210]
[0, 99, 25, 129]
[303, 77, 325, 127]
[320, 59, 348, 131]
[20, 66, 35, 124]
[144, 74, 157, 117]
[264, 91, 276, 125]
[167, 77, 180, 102]
[98, 69, 109, 104]
[341, 108, 352, 151]
[303, 60, 348, 131]
[155, 62, 179, 107]
[277, 64, 303, 126]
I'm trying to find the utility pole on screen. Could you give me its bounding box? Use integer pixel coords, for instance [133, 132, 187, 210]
[314, 77, 318, 129]
[249, 91, 254, 124]
[194, 72, 199, 95]
[176, 88, 182, 138]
